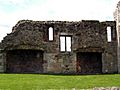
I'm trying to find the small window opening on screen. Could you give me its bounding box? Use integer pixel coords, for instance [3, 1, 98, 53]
[48, 27, 53, 41]
[107, 26, 112, 42]
[60, 36, 72, 52]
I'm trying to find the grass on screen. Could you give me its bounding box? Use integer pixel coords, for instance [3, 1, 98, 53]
[0, 74, 119, 90]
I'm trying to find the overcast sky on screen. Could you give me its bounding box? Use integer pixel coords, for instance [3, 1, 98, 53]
[0, 0, 119, 41]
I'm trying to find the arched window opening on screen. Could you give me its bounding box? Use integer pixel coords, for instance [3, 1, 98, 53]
[48, 27, 53, 41]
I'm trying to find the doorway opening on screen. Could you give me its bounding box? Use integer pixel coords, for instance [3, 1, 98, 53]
[6, 50, 44, 73]
[76, 52, 102, 74]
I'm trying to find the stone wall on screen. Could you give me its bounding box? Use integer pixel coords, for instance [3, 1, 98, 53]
[101, 21, 118, 73]
[0, 20, 118, 74]
[0, 50, 5, 72]
[44, 53, 76, 74]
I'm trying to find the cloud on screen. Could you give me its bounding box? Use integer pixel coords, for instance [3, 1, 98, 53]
[8, 0, 116, 21]
[8, 0, 27, 4]
[0, 0, 118, 22]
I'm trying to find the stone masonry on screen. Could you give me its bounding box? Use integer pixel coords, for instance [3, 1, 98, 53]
[0, 20, 118, 74]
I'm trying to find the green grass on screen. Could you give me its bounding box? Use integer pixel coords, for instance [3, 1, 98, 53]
[0, 74, 119, 90]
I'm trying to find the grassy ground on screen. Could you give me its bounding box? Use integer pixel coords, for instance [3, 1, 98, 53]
[0, 74, 119, 90]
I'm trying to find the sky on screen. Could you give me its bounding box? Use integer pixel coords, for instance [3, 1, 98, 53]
[0, 0, 119, 42]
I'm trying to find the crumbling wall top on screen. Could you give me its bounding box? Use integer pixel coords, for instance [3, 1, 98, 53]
[1, 20, 116, 51]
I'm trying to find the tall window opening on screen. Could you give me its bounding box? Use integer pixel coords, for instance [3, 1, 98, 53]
[107, 26, 112, 42]
[48, 27, 53, 41]
[60, 36, 72, 52]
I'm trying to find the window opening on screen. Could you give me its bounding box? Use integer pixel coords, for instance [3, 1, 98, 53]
[60, 36, 71, 52]
[107, 26, 112, 42]
[48, 27, 53, 41]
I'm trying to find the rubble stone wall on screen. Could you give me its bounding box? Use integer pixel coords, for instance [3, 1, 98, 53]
[0, 50, 5, 72]
[0, 20, 118, 74]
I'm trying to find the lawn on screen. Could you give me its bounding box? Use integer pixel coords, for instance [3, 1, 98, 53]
[0, 74, 119, 90]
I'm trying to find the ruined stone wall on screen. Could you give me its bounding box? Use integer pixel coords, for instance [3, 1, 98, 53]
[0, 20, 118, 74]
[0, 50, 5, 73]
[101, 21, 117, 73]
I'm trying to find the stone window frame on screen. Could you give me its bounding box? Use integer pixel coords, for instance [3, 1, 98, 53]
[59, 35, 72, 52]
